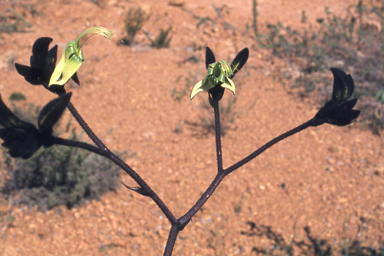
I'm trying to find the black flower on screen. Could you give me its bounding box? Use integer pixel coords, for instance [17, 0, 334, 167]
[14, 37, 78, 93]
[313, 68, 360, 126]
[0, 93, 72, 159]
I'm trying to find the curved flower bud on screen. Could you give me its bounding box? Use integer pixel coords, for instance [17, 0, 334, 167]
[313, 68, 360, 126]
[49, 26, 120, 87]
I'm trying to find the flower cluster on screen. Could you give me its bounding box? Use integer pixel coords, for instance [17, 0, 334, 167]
[5, 30, 361, 162]
[15, 27, 119, 93]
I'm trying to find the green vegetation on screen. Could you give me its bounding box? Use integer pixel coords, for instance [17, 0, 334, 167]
[88, 0, 106, 7]
[144, 26, 172, 48]
[180, 0, 384, 134]
[0, 1, 375, 255]
[122, 7, 150, 46]
[242, 221, 384, 256]
[0, 2, 37, 34]
[253, 0, 384, 134]
[2, 141, 120, 212]
[1, 94, 121, 212]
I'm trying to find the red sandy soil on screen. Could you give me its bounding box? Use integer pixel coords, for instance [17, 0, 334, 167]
[0, 0, 383, 255]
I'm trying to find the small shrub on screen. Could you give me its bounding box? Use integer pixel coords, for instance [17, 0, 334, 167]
[7, 92, 40, 126]
[9, 92, 26, 101]
[242, 222, 384, 256]
[2, 141, 120, 212]
[1, 96, 121, 212]
[88, 0, 105, 6]
[254, 0, 384, 133]
[0, 5, 33, 34]
[144, 26, 172, 48]
[122, 7, 150, 46]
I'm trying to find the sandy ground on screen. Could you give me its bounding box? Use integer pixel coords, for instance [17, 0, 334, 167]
[0, 0, 383, 255]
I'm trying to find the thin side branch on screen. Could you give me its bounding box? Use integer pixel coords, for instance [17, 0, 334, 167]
[178, 118, 317, 229]
[67, 102, 107, 150]
[53, 130, 177, 225]
[224, 118, 316, 175]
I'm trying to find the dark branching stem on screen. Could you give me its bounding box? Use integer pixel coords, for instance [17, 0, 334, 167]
[165, 171, 227, 256]
[178, 171, 225, 225]
[63, 97, 318, 256]
[67, 102, 107, 150]
[175, 113, 318, 255]
[224, 118, 317, 175]
[164, 225, 180, 256]
[53, 137, 109, 157]
[212, 98, 224, 172]
[53, 121, 177, 226]
[178, 99, 226, 227]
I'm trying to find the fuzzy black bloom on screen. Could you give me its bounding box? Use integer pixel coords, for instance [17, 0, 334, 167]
[0, 93, 72, 159]
[14, 37, 77, 94]
[15, 37, 57, 86]
[313, 68, 360, 126]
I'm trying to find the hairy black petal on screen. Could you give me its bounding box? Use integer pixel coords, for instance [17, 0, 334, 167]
[338, 98, 358, 110]
[328, 108, 361, 126]
[314, 68, 359, 124]
[330, 68, 354, 106]
[15, 37, 57, 87]
[230, 48, 249, 78]
[0, 95, 37, 132]
[15, 64, 40, 85]
[38, 93, 72, 135]
[205, 47, 216, 70]
[0, 129, 41, 159]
